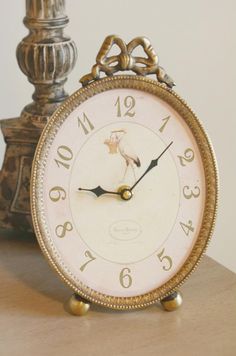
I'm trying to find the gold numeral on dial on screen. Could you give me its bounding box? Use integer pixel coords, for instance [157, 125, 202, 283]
[54, 145, 73, 170]
[180, 220, 194, 236]
[178, 148, 195, 167]
[80, 250, 96, 272]
[119, 267, 132, 288]
[159, 115, 170, 133]
[78, 113, 94, 135]
[115, 96, 136, 118]
[55, 221, 73, 238]
[49, 186, 66, 202]
[157, 248, 173, 271]
[183, 185, 200, 199]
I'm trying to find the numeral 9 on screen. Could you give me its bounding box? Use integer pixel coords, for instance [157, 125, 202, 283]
[49, 186, 66, 202]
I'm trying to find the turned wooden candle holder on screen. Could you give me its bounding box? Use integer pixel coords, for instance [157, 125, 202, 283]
[0, 0, 77, 232]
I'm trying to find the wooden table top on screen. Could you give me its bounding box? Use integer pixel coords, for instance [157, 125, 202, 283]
[0, 230, 236, 356]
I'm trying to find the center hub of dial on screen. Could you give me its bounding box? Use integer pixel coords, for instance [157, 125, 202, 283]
[118, 185, 133, 201]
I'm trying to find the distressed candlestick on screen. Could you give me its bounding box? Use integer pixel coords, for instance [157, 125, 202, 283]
[0, 0, 77, 232]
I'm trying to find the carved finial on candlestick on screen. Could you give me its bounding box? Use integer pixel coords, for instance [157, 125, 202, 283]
[17, 0, 77, 124]
[0, 0, 77, 231]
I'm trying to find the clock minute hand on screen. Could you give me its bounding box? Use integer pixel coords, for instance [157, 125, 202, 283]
[78, 186, 120, 198]
[130, 141, 173, 191]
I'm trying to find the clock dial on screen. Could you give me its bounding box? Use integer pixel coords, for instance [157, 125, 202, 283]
[32, 76, 217, 308]
[70, 123, 179, 267]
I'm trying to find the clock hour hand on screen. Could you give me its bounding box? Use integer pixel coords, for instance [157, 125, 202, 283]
[130, 141, 173, 191]
[78, 186, 120, 198]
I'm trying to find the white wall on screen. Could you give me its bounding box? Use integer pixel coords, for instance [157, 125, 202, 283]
[0, 0, 235, 272]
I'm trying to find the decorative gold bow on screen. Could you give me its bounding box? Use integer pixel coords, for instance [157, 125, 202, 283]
[80, 35, 175, 88]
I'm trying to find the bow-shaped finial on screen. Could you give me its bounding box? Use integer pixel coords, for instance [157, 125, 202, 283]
[80, 35, 175, 88]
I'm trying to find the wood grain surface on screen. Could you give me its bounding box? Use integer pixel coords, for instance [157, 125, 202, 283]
[0, 230, 236, 356]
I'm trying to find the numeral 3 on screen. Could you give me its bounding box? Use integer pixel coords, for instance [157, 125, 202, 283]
[183, 185, 201, 199]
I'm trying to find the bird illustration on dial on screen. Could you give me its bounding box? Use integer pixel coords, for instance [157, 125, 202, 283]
[78, 139, 173, 200]
[104, 129, 141, 182]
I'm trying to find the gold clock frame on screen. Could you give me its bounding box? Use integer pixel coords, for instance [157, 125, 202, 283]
[31, 75, 218, 310]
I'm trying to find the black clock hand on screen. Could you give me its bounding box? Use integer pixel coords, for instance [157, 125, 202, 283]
[130, 141, 173, 191]
[78, 186, 120, 198]
[79, 142, 173, 197]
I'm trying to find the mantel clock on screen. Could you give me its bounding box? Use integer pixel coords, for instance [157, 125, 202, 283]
[31, 35, 218, 315]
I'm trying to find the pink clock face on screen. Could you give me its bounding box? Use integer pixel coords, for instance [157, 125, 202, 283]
[40, 87, 205, 298]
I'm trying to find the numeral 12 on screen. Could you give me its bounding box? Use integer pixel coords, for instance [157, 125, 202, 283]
[115, 96, 136, 118]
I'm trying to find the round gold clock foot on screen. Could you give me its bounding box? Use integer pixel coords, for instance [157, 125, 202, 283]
[160, 291, 183, 311]
[68, 294, 90, 316]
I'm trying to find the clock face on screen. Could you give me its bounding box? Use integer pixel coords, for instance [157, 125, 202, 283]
[32, 76, 217, 308]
